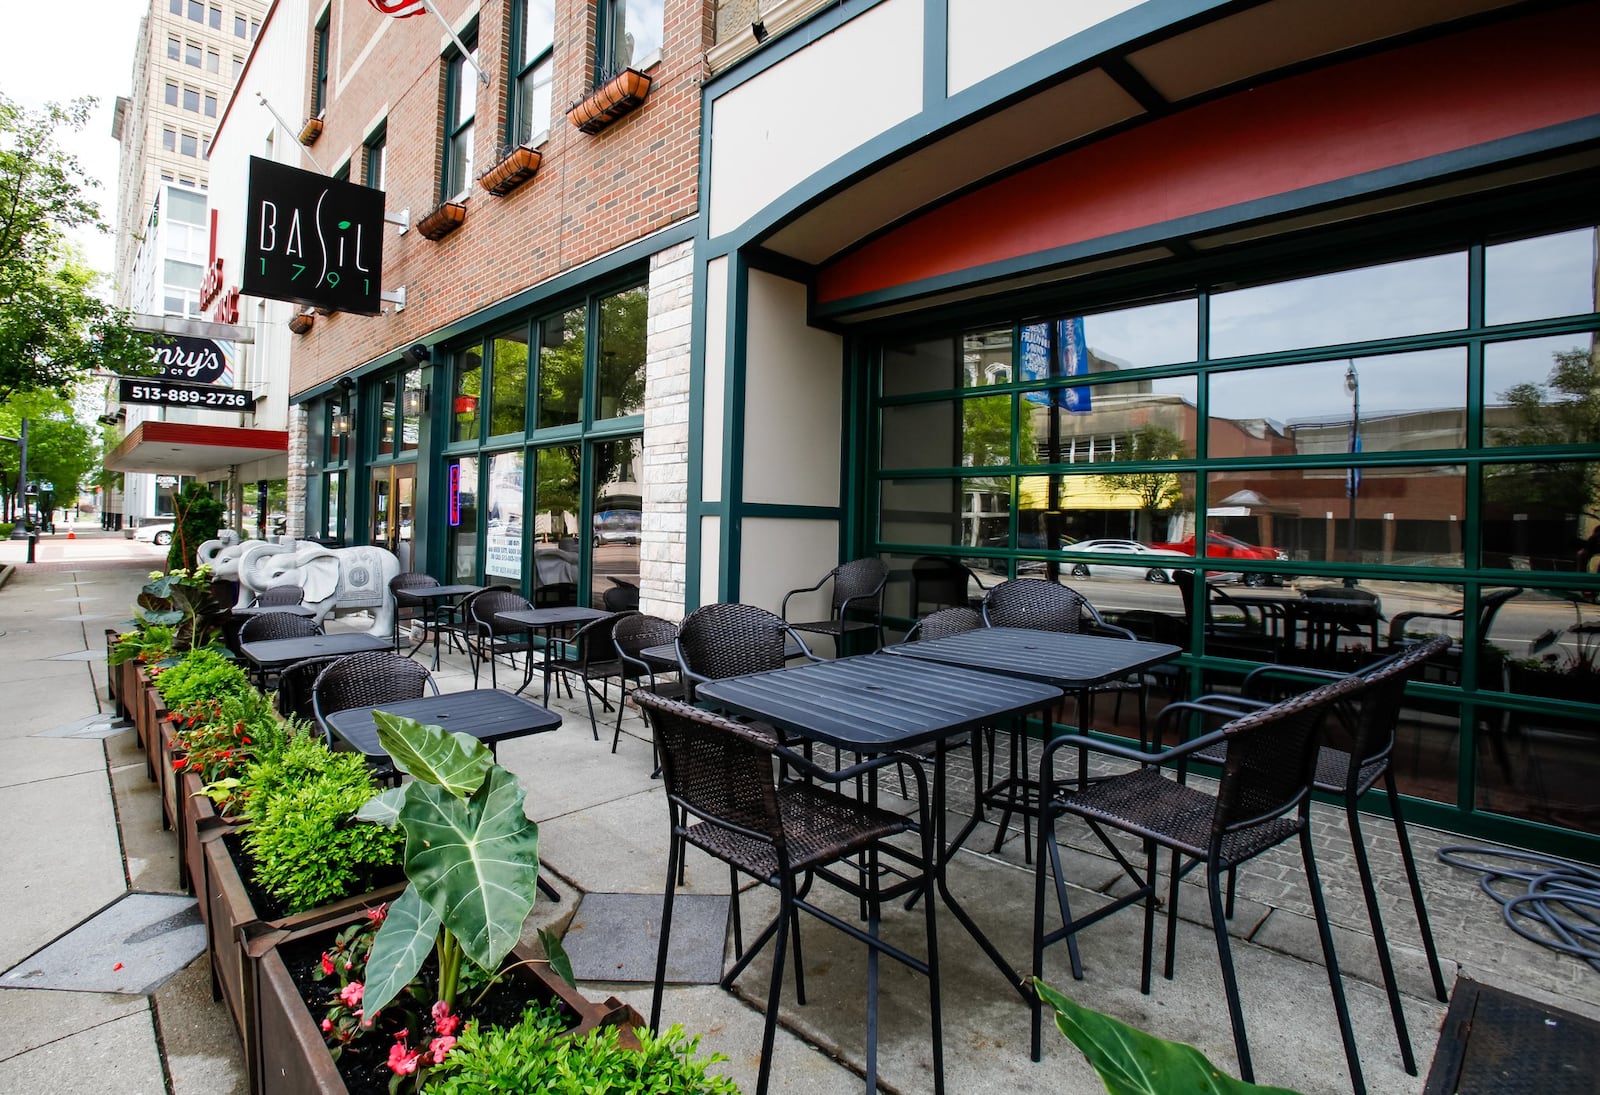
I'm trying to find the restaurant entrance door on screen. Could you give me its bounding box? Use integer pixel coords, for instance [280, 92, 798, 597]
[371, 464, 417, 571]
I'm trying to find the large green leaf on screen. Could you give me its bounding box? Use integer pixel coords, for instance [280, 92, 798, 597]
[361, 885, 442, 1022]
[1035, 979, 1304, 1095]
[356, 785, 406, 827]
[373, 712, 492, 799]
[399, 767, 542, 972]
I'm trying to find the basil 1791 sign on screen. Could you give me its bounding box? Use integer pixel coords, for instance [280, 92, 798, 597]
[241, 156, 385, 315]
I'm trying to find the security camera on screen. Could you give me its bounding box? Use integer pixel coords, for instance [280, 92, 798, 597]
[404, 343, 431, 365]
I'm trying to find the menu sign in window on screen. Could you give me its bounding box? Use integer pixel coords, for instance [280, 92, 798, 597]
[241, 156, 385, 316]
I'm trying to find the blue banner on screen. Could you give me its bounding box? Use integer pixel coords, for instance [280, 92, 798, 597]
[1020, 318, 1091, 411]
[1346, 432, 1362, 498]
[1059, 316, 1091, 414]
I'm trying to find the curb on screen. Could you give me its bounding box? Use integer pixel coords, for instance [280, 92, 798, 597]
[0, 563, 14, 591]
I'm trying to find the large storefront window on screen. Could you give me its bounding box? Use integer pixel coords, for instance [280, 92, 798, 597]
[870, 221, 1600, 846]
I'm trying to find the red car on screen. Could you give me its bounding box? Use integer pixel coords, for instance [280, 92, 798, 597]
[1151, 532, 1289, 586]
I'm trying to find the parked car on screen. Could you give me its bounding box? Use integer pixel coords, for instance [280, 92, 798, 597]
[133, 517, 176, 546]
[1151, 531, 1289, 586]
[592, 509, 641, 546]
[1064, 538, 1189, 582]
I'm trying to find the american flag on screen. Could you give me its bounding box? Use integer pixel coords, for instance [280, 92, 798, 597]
[368, 0, 428, 18]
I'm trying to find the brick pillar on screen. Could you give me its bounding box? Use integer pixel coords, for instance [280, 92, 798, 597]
[639, 240, 692, 618]
[285, 403, 307, 541]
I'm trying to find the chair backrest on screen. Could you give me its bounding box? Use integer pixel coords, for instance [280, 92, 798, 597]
[981, 578, 1089, 633]
[1478, 586, 1523, 636]
[467, 588, 533, 633]
[312, 650, 436, 724]
[614, 613, 680, 664]
[389, 572, 440, 603]
[602, 583, 641, 613]
[828, 558, 889, 616]
[1341, 634, 1452, 776]
[571, 611, 631, 666]
[907, 606, 983, 642]
[275, 655, 343, 722]
[1211, 674, 1365, 847]
[677, 602, 796, 688]
[911, 556, 976, 615]
[634, 691, 784, 852]
[255, 585, 306, 607]
[239, 611, 323, 644]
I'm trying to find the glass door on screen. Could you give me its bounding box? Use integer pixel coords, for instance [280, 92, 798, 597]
[371, 464, 418, 571]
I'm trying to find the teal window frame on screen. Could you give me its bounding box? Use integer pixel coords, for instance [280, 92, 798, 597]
[312, 9, 330, 116]
[441, 28, 479, 201]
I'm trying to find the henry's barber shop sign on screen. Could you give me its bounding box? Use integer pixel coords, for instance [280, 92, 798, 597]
[241, 156, 385, 315]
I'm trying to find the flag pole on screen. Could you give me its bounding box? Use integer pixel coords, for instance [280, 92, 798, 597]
[422, 0, 490, 85]
[256, 94, 328, 173]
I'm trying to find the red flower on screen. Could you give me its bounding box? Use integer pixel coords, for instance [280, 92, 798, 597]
[428, 1035, 456, 1064]
[172, 757, 186, 770]
[320, 952, 335, 976]
[431, 1001, 459, 1037]
[387, 1040, 421, 1076]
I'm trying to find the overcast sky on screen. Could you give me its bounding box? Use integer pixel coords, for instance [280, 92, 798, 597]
[1, 0, 147, 280]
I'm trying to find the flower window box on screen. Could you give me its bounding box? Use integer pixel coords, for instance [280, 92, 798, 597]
[298, 116, 324, 146]
[565, 68, 653, 135]
[288, 311, 315, 335]
[479, 144, 543, 197]
[416, 200, 467, 241]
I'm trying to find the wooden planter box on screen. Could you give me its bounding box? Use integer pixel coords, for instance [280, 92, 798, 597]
[244, 918, 641, 1095]
[479, 144, 543, 196]
[176, 762, 227, 896]
[139, 679, 167, 789]
[104, 629, 122, 715]
[566, 68, 653, 134]
[198, 824, 408, 1059]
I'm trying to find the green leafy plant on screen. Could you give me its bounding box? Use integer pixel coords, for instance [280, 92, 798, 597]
[422, 1005, 743, 1094]
[169, 481, 226, 571]
[153, 646, 251, 711]
[170, 687, 285, 786]
[355, 713, 546, 1023]
[113, 565, 227, 662]
[110, 622, 177, 665]
[242, 736, 402, 914]
[1034, 979, 1304, 1095]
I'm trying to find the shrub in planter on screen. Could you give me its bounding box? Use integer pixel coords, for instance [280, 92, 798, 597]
[423, 1004, 741, 1094]
[172, 686, 287, 787]
[155, 646, 253, 710]
[242, 735, 403, 914]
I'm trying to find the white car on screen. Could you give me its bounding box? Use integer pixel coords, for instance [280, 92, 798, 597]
[1064, 538, 1188, 582]
[133, 518, 176, 546]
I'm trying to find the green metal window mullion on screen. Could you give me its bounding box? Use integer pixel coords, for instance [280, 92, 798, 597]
[1456, 242, 1488, 816]
[1186, 289, 1214, 687]
[720, 254, 751, 603]
[842, 336, 875, 559]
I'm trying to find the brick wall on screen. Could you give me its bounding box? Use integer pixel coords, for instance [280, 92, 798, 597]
[287, 0, 709, 390]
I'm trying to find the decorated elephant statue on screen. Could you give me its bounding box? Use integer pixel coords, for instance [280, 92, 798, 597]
[248, 543, 401, 638]
[211, 536, 301, 609]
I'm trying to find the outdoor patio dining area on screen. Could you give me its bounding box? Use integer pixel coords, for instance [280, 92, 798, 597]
[77, 553, 1600, 1095]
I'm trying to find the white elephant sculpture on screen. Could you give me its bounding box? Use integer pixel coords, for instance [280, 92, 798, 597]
[211, 536, 301, 609]
[196, 530, 240, 567]
[250, 543, 401, 638]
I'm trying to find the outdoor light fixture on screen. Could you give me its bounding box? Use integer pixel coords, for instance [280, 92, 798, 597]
[402, 387, 429, 416]
[332, 410, 353, 437]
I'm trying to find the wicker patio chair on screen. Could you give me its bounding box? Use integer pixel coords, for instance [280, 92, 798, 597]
[274, 655, 343, 723]
[910, 555, 987, 616]
[1030, 673, 1369, 1095]
[780, 558, 889, 654]
[311, 649, 438, 745]
[674, 602, 817, 702]
[610, 613, 684, 757]
[635, 691, 944, 1095]
[253, 585, 306, 607]
[238, 611, 323, 689]
[388, 572, 440, 652]
[551, 611, 634, 741]
[462, 587, 535, 689]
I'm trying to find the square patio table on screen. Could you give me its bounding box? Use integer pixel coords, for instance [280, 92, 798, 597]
[697, 653, 1060, 998]
[239, 632, 392, 679]
[495, 606, 613, 704]
[230, 603, 317, 618]
[397, 583, 482, 669]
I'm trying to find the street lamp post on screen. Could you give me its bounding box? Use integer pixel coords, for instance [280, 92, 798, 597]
[1344, 362, 1361, 583]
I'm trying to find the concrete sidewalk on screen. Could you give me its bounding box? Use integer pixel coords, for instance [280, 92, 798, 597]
[1, 530, 1596, 1095]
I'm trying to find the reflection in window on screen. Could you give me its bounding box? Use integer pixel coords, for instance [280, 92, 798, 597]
[880, 476, 1011, 550]
[881, 394, 1012, 470]
[490, 329, 529, 436]
[324, 472, 344, 541]
[448, 457, 479, 582]
[537, 307, 584, 429]
[600, 0, 662, 76]
[377, 375, 397, 457]
[1485, 226, 1600, 326]
[597, 286, 646, 419]
[590, 437, 642, 609]
[1484, 335, 1600, 449]
[510, 0, 556, 146]
[1482, 459, 1600, 572]
[1023, 472, 1196, 547]
[452, 349, 482, 442]
[1210, 252, 1466, 358]
[962, 328, 1012, 388]
[401, 367, 421, 450]
[1023, 377, 1197, 467]
[532, 446, 580, 606]
[485, 450, 525, 583]
[1081, 298, 1197, 370]
[1209, 349, 1466, 458]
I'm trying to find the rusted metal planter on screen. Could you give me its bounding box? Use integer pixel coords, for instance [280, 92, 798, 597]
[141, 679, 168, 793]
[244, 918, 641, 1095]
[198, 822, 408, 1066]
[176, 763, 226, 896]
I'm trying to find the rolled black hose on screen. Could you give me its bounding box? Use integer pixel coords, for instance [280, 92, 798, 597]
[1438, 845, 1600, 972]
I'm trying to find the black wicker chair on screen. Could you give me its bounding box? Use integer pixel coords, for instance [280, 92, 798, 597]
[551, 611, 634, 741]
[253, 585, 306, 607]
[674, 602, 817, 702]
[635, 691, 943, 1095]
[780, 558, 889, 654]
[610, 613, 684, 756]
[311, 650, 438, 745]
[1030, 673, 1369, 1094]
[275, 655, 343, 723]
[462, 588, 535, 689]
[910, 556, 987, 616]
[238, 611, 324, 688]
[1173, 571, 1283, 662]
[389, 572, 441, 652]
[1182, 633, 1454, 1076]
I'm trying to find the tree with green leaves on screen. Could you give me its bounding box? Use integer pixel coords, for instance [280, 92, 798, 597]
[0, 392, 96, 522]
[1096, 424, 1188, 539]
[0, 94, 155, 402]
[1487, 345, 1600, 527]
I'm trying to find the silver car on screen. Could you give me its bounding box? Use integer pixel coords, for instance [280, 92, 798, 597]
[1064, 538, 1188, 582]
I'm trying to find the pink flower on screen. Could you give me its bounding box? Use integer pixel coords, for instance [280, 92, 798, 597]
[430, 1001, 460, 1036]
[428, 1035, 456, 1064]
[339, 981, 363, 1007]
[320, 953, 335, 976]
[387, 1041, 421, 1075]
[366, 903, 389, 923]
[320, 1018, 333, 1032]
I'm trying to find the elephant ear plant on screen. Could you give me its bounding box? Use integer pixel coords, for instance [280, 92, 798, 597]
[354, 712, 547, 1024]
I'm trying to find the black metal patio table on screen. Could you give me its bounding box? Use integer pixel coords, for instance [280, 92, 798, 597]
[231, 603, 317, 618]
[494, 606, 612, 704]
[324, 689, 563, 900]
[399, 583, 482, 669]
[696, 653, 1060, 998]
[239, 632, 392, 678]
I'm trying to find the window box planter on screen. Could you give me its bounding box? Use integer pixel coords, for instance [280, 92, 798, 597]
[288, 311, 315, 335]
[197, 823, 408, 1066]
[298, 116, 324, 146]
[416, 200, 467, 240]
[243, 916, 641, 1095]
[565, 67, 653, 135]
[479, 144, 543, 197]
